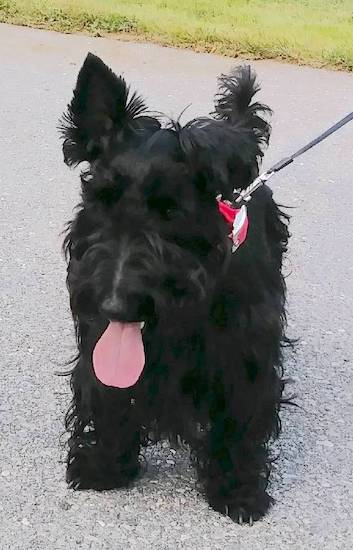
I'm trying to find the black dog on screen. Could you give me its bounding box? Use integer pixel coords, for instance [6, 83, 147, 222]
[61, 53, 289, 524]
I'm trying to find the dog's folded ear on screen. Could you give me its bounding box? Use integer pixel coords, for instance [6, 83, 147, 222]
[60, 53, 158, 167]
[180, 66, 271, 197]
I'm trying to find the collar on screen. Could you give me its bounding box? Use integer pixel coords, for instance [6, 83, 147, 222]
[217, 199, 249, 253]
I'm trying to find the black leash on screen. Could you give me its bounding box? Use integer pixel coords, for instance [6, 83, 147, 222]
[235, 110, 353, 203]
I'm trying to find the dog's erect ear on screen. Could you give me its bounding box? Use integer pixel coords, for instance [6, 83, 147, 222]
[60, 53, 153, 167]
[213, 65, 271, 131]
[180, 66, 271, 198]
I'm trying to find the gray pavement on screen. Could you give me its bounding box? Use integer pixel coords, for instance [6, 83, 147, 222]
[1, 23, 353, 550]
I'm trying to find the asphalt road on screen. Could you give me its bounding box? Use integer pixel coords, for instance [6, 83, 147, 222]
[1, 23, 353, 550]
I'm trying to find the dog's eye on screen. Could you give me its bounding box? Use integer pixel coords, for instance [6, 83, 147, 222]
[148, 196, 179, 220]
[95, 185, 123, 205]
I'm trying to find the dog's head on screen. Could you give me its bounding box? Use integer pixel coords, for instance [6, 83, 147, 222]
[61, 54, 270, 330]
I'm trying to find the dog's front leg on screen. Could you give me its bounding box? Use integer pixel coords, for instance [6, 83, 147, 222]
[194, 361, 282, 524]
[65, 327, 141, 490]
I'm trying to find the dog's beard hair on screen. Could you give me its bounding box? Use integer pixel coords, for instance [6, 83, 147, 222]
[60, 53, 291, 524]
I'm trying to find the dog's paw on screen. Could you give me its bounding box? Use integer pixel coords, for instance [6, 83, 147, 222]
[66, 450, 140, 491]
[208, 490, 273, 525]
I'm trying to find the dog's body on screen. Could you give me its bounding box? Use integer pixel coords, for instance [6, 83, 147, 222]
[61, 54, 289, 524]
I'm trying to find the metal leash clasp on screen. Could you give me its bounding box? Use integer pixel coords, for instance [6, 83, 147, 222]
[233, 170, 274, 204]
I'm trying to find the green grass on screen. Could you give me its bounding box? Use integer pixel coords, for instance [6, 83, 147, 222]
[1, 0, 353, 70]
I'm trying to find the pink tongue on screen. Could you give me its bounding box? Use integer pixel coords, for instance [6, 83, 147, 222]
[93, 321, 145, 388]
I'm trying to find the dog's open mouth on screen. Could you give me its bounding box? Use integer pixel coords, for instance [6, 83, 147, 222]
[92, 321, 145, 388]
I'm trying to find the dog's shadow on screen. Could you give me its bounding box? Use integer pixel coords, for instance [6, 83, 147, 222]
[140, 440, 196, 485]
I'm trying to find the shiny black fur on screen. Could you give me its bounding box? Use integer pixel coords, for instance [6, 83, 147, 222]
[61, 54, 290, 524]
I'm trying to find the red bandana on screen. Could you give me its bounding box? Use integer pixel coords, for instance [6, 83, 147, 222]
[217, 200, 249, 252]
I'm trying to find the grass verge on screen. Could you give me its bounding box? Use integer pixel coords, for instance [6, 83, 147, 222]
[1, 0, 353, 70]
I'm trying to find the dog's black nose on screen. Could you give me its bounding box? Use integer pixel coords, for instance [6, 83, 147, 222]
[101, 292, 153, 322]
[101, 293, 138, 322]
[101, 295, 125, 320]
